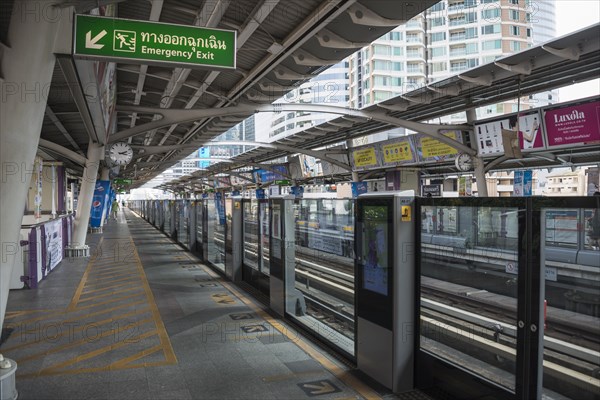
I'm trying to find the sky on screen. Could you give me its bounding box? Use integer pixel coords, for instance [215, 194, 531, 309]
[554, 0, 600, 101]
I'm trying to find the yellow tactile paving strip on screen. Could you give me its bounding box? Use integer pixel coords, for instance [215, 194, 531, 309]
[2, 237, 177, 378]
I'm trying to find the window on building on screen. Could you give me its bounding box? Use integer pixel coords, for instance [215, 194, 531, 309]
[431, 62, 447, 73]
[465, 27, 478, 39]
[429, 2, 445, 12]
[481, 24, 501, 35]
[481, 0, 499, 2]
[407, 62, 422, 73]
[510, 0, 519, 4]
[510, 41, 521, 51]
[374, 45, 391, 56]
[430, 17, 446, 27]
[407, 48, 422, 58]
[510, 10, 520, 21]
[393, 47, 403, 56]
[511, 26, 520, 35]
[373, 60, 390, 70]
[374, 91, 391, 102]
[527, 28, 531, 37]
[373, 76, 387, 86]
[390, 31, 402, 41]
[430, 32, 446, 42]
[482, 39, 502, 51]
[465, 43, 478, 54]
[392, 61, 403, 71]
[482, 8, 500, 20]
[465, 11, 477, 23]
[431, 47, 447, 57]
[407, 33, 421, 43]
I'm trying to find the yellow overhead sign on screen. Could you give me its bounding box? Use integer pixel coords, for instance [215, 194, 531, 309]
[382, 140, 413, 163]
[421, 131, 460, 158]
[352, 147, 378, 168]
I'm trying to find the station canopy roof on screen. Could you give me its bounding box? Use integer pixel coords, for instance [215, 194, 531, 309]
[17, 0, 598, 187]
[29, 0, 438, 176]
[166, 23, 600, 189]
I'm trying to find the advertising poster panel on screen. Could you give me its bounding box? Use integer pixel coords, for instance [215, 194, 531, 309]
[417, 130, 463, 162]
[544, 99, 600, 148]
[90, 180, 110, 228]
[474, 110, 545, 156]
[380, 137, 415, 166]
[44, 219, 63, 272]
[351, 146, 380, 171]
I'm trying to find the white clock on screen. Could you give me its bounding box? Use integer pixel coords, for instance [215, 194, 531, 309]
[455, 152, 473, 172]
[108, 142, 133, 166]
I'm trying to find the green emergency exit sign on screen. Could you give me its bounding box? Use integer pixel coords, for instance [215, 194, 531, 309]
[74, 15, 236, 69]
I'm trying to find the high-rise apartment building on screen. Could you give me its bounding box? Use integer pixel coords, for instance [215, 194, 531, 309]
[349, 0, 558, 121]
[257, 61, 350, 142]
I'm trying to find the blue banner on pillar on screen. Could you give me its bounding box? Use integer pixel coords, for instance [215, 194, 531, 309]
[255, 189, 266, 199]
[214, 192, 225, 225]
[351, 182, 368, 198]
[90, 180, 110, 228]
[523, 170, 533, 196]
[290, 186, 304, 198]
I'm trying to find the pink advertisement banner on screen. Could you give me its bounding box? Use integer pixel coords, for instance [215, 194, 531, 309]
[544, 100, 600, 147]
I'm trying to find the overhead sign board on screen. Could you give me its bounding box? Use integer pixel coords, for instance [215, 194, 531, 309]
[544, 99, 600, 148]
[74, 15, 236, 69]
[351, 147, 379, 170]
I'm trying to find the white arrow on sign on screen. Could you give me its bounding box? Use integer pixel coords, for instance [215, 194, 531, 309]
[85, 30, 107, 49]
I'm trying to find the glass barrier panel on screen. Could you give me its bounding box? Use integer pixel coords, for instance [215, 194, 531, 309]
[287, 199, 355, 356]
[206, 199, 225, 271]
[243, 201, 259, 270]
[196, 201, 203, 241]
[420, 205, 520, 392]
[164, 202, 171, 233]
[541, 207, 600, 399]
[259, 201, 270, 275]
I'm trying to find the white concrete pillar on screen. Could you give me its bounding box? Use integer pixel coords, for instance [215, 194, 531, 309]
[0, 1, 66, 331]
[71, 144, 104, 249]
[100, 167, 110, 181]
[346, 139, 360, 182]
[466, 109, 488, 197]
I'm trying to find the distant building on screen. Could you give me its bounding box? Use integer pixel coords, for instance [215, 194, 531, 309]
[349, 0, 558, 120]
[544, 169, 586, 196]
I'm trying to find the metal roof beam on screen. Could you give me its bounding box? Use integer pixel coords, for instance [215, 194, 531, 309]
[494, 61, 532, 75]
[144, 0, 231, 150]
[542, 45, 581, 61]
[314, 29, 370, 49]
[346, 3, 407, 26]
[38, 139, 87, 166]
[113, 103, 472, 154]
[45, 106, 85, 156]
[127, 0, 164, 139]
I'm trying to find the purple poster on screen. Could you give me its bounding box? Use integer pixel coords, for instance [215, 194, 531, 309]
[544, 100, 600, 148]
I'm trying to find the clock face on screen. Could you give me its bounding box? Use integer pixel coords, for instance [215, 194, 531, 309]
[109, 142, 133, 166]
[455, 153, 473, 172]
